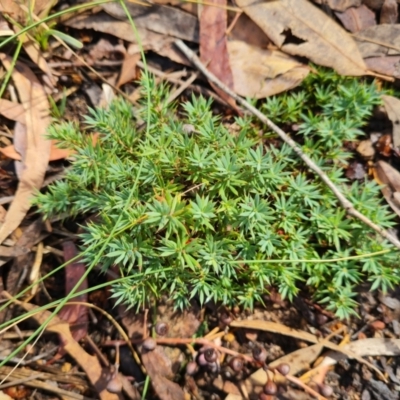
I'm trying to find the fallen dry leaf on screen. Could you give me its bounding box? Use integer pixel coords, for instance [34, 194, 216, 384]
[335, 4, 376, 33]
[362, 0, 385, 10]
[321, 338, 400, 367]
[0, 0, 56, 24]
[354, 25, 400, 58]
[382, 94, 400, 150]
[236, 0, 367, 76]
[230, 319, 319, 343]
[117, 52, 140, 87]
[373, 160, 400, 217]
[2, 291, 120, 400]
[228, 40, 309, 98]
[102, 2, 199, 41]
[200, 0, 235, 105]
[0, 56, 51, 245]
[13, 26, 57, 88]
[380, 0, 398, 24]
[269, 343, 323, 374]
[356, 139, 375, 159]
[89, 37, 126, 63]
[312, 0, 362, 12]
[58, 241, 88, 342]
[0, 99, 25, 123]
[63, 12, 189, 65]
[229, 13, 271, 49]
[364, 56, 400, 79]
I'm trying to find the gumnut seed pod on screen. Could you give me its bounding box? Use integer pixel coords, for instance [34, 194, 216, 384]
[275, 363, 290, 376]
[320, 384, 333, 397]
[263, 379, 278, 395]
[229, 357, 244, 372]
[197, 353, 209, 366]
[142, 337, 157, 351]
[252, 346, 267, 363]
[203, 347, 218, 363]
[155, 321, 169, 336]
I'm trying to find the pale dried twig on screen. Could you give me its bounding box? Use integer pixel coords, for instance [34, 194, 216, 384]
[174, 39, 400, 251]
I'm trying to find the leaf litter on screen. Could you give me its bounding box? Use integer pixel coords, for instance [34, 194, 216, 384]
[1, 0, 400, 399]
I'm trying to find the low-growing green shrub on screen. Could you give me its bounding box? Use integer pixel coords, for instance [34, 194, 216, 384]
[35, 71, 400, 319]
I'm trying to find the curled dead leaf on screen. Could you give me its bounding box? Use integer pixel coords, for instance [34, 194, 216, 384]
[228, 40, 309, 98]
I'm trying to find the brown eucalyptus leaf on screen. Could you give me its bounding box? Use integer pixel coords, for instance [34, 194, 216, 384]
[117, 53, 140, 87]
[374, 160, 400, 217]
[313, 0, 362, 12]
[230, 319, 319, 343]
[229, 13, 271, 48]
[0, 0, 56, 23]
[375, 160, 400, 192]
[0, 99, 25, 123]
[13, 26, 57, 88]
[354, 25, 400, 57]
[362, 0, 385, 10]
[335, 4, 376, 33]
[101, 2, 199, 42]
[380, 0, 398, 24]
[236, 0, 367, 75]
[382, 94, 400, 149]
[200, 0, 235, 105]
[269, 343, 323, 375]
[64, 13, 188, 65]
[228, 40, 309, 98]
[58, 241, 88, 342]
[364, 56, 400, 79]
[0, 56, 51, 245]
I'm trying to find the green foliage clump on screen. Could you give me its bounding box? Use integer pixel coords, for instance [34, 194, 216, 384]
[35, 72, 400, 319]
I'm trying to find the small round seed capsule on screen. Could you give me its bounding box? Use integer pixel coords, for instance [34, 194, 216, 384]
[186, 361, 199, 375]
[263, 379, 278, 395]
[197, 353, 209, 366]
[252, 346, 267, 363]
[203, 347, 218, 363]
[319, 384, 333, 397]
[275, 363, 290, 376]
[229, 357, 244, 372]
[155, 321, 169, 336]
[106, 375, 122, 393]
[142, 337, 157, 351]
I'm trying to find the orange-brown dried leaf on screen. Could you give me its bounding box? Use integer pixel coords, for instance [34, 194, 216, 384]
[58, 241, 88, 342]
[200, 0, 235, 105]
[236, 0, 367, 76]
[0, 56, 51, 245]
[228, 40, 309, 98]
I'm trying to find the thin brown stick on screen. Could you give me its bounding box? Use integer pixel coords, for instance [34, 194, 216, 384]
[174, 39, 400, 251]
